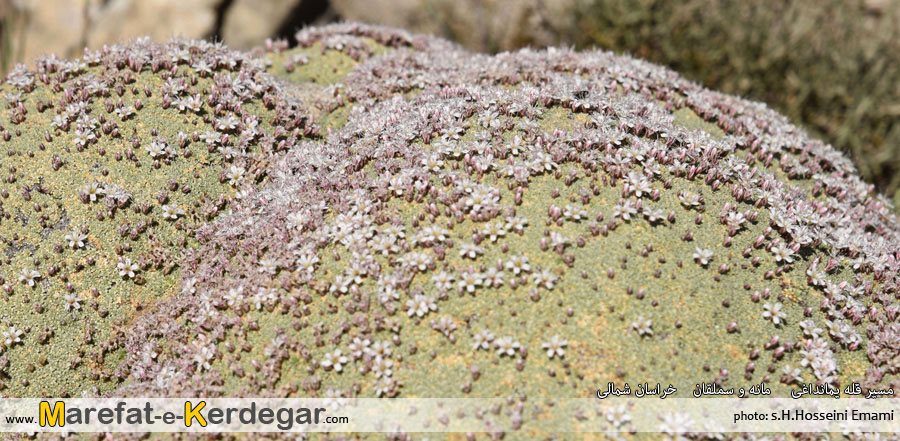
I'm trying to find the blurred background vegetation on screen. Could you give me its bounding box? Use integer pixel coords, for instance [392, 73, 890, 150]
[1, 0, 899, 202]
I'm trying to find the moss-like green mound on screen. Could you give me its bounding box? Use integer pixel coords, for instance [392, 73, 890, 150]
[3, 22, 900, 440]
[0, 37, 320, 397]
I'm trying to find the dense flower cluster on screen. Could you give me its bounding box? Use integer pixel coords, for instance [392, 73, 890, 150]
[0, 33, 314, 398]
[3, 22, 900, 439]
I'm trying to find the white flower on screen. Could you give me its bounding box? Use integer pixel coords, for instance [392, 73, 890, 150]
[563, 205, 587, 221]
[193, 345, 215, 371]
[459, 243, 483, 259]
[679, 191, 702, 207]
[605, 404, 632, 428]
[252, 287, 278, 310]
[416, 226, 448, 245]
[146, 140, 168, 158]
[420, 154, 444, 172]
[472, 330, 494, 351]
[161, 204, 184, 220]
[226, 165, 245, 186]
[627, 171, 652, 198]
[374, 378, 396, 397]
[65, 231, 87, 249]
[321, 350, 348, 372]
[660, 412, 694, 438]
[798, 319, 822, 338]
[64, 293, 82, 311]
[296, 253, 319, 274]
[532, 269, 557, 290]
[182, 277, 197, 295]
[505, 255, 531, 274]
[367, 340, 392, 361]
[199, 131, 219, 145]
[612, 200, 638, 221]
[494, 337, 521, 357]
[770, 243, 795, 263]
[216, 115, 239, 131]
[406, 294, 437, 318]
[349, 337, 371, 360]
[431, 271, 455, 291]
[549, 232, 570, 248]
[458, 271, 482, 293]
[725, 212, 746, 228]
[193, 59, 213, 75]
[258, 258, 278, 275]
[482, 222, 507, 242]
[3, 326, 23, 346]
[117, 258, 138, 278]
[781, 365, 803, 384]
[693, 247, 714, 266]
[372, 358, 393, 379]
[631, 316, 653, 336]
[18, 268, 40, 287]
[432, 316, 457, 338]
[400, 251, 432, 272]
[223, 286, 244, 307]
[542, 335, 568, 359]
[505, 216, 529, 233]
[482, 267, 504, 288]
[762, 302, 786, 326]
[644, 207, 665, 224]
[83, 181, 105, 202]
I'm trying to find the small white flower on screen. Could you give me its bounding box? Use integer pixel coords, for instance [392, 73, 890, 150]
[472, 330, 495, 351]
[458, 271, 482, 293]
[770, 243, 795, 263]
[321, 350, 348, 372]
[161, 204, 184, 220]
[494, 337, 521, 357]
[400, 251, 432, 272]
[223, 286, 244, 307]
[64, 293, 82, 311]
[18, 268, 40, 287]
[349, 337, 371, 360]
[482, 267, 504, 288]
[431, 271, 455, 291]
[781, 364, 803, 384]
[631, 316, 653, 336]
[65, 231, 87, 249]
[612, 200, 638, 221]
[406, 294, 437, 318]
[693, 247, 714, 266]
[226, 165, 245, 186]
[83, 181, 105, 201]
[762, 302, 787, 326]
[482, 222, 507, 242]
[798, 319, 822, 338]
[505, 255, 531, 274]
[146, 140, 168, 158]
[296, 253, 319, 274]
[532, 269, 557, 290]
[3, 326, 23, 346]
[193, 345, 215, 371]
[459, 243, 483, 259]
[258, 258, 278, 275]
[563, 205, 587, 221]
[679, 191, 702, 207]
[549, 231, 570, 248]
[372, 358, 393, 379]
[505, 216, 529, 233]
[117, 258, 138, 278]
[542, 335, 568, 359]
[366, 340, 392, 361]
